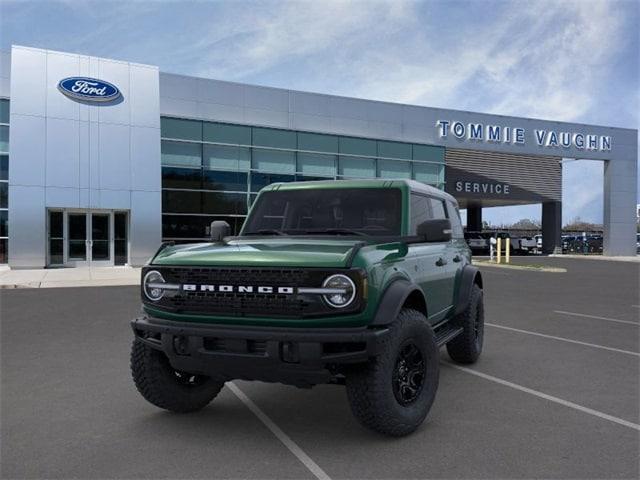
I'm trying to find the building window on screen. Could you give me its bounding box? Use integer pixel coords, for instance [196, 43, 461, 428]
[338, 156, 376, 178]
[378, 159, 412, 179]
[161, 140, 201, 167]
[413, 163, 444, 185]
[160, 116, 445, 242]
[162, 167, 202, 190]
[202, 170, 248, 192]
[0, 99, 8, 264]
[0, 126, 8, 154]
[203, 122, 251, 145]
[378, 140, 412, 160]
[161, 117, 202, 141]
[203, 144, 250, 171]
[252, 127, 296, 149]
[297, 152, 336, 177]
[252, 148, 295, 174]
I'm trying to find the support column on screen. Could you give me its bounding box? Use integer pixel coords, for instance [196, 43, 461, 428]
[603, 155, 637, 256]
[542, 201, 562, 254]
[467, 205, 483, 232]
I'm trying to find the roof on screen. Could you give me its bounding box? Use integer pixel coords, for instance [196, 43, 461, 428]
[263, 179, 459, 206]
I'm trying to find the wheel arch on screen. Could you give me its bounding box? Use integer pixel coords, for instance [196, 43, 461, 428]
[454, 265, 483, 316]
[370, 279, 428, 326]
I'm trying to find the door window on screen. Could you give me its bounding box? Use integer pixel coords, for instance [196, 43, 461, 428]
[428, 198, 448, 220]
[410, 194, 430, 235]
[68, 214, 87, 260]
[48, 211, 64, 265]
[114, 213, 128, 265]
[91, 214, 110, 261]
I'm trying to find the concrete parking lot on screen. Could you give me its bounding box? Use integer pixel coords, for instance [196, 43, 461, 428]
[1, 257, 638, 479]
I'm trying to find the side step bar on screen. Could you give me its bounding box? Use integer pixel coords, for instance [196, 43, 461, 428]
[434, 325, 464, 347]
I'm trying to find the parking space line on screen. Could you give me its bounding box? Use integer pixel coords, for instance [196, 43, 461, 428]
[228, 382, 331, 480]
[445, 363, 640, 431]
[486, 323, 640, 357]
[554, 310, 639, 326]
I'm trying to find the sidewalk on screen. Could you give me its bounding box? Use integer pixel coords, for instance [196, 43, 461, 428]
[0, 266, 141, 289]
[549, 254, 640, 263]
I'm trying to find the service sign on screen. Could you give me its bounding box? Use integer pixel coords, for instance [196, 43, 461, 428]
[58, 77, 121, 102]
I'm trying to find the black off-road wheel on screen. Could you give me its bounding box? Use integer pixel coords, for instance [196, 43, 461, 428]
[131, 340, 224, 413]
[446, 283, 484, 364]
[345, 309, 439, 437]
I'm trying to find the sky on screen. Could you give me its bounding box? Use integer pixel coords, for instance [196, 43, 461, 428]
[1, 0, 638, 226]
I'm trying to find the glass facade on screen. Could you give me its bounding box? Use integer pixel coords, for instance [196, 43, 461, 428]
[160, 117, 445, 241]
[0, 99, 8, 263]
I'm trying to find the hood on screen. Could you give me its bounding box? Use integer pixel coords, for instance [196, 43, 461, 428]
[152, 238, 364, 268]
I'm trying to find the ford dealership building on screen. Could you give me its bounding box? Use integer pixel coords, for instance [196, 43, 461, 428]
[0, 45, 637, 268]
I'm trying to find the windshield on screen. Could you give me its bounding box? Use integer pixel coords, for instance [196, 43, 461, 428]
[242, 188, 402, 236]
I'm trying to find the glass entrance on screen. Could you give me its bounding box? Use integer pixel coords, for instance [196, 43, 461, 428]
[47, 210, 129, 267]
[90, 213, 111, 265]
[68, 213, 88, 264]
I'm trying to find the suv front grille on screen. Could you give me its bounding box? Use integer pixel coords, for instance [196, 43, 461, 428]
[143, 267, 363, 319]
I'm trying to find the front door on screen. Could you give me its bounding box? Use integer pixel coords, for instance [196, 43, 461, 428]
[89, 213, 112, 266]
[48, 210, 129, 267]
[67, 213, 89, 266]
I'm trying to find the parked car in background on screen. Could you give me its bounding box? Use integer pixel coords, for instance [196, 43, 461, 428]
[464, 231, 489, 253]
[533, 234, 543, 254]
[518, 236, 537, 254]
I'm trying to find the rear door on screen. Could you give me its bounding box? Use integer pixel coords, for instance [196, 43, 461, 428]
[427, 197, 458, 315]
[406, 193, 452, 323]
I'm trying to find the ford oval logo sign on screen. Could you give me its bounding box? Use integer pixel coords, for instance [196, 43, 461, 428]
[58, 77, 121, 102]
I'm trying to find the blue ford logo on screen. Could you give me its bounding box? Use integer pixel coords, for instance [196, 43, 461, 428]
[58, 77, 121, 102]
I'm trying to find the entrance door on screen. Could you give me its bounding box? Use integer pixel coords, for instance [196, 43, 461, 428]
[67, 213, 89, 266]
[48, 210, 129, 267]
[90, 213, 112, 266]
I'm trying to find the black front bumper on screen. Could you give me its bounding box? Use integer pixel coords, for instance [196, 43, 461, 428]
[131, 316, 389, 387]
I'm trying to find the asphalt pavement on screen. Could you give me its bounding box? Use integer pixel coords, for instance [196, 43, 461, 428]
[1, 257, 638, 479]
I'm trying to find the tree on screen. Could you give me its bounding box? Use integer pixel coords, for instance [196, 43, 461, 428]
[563, 216, 602, 232]
[510, 218, 541, 230]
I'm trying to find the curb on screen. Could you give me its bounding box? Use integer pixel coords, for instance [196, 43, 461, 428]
[473, 260, 567, 273]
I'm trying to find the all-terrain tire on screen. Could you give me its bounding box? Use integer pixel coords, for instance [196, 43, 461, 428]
[345, 309, 439, 436]
[446, 283, 484, 364]
[131, 340, 224, 413]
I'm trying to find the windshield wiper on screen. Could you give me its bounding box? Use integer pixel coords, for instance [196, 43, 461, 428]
[301, 228, 367, 237]
[243, 229, 287, 236]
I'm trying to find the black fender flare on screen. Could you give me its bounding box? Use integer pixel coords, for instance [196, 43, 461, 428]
[454, 265, 483, 316]
[370, 279, 427, 326]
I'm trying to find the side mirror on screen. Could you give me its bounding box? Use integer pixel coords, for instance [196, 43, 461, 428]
[416, 219, 452, 243]
[210, 220, 230, 242]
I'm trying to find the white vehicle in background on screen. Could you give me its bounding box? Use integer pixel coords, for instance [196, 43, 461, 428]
[531, 234, 543, 254]
[464, 231, 489, 253]
[519, 236, 537, 254]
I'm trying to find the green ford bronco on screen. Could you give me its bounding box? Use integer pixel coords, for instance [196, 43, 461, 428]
[131, 179, 484, 436]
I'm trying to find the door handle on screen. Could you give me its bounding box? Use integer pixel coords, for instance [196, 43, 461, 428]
[435, 257, 447, 267]
[453, 255, 462, 263]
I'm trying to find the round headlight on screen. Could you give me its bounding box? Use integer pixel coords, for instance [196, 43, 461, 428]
[322, 274, 356, 308]
[143, 270, 165, 302]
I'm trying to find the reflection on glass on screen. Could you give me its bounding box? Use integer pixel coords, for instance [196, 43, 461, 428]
[91, 214, 110, 261]
[114, 213, 128, 265]
[68, 214, 86, 260]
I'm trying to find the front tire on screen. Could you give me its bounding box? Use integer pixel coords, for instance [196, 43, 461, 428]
[446, 283, 484, 364]
[346, 309, 439, 436]
[131, 340, 224, 413]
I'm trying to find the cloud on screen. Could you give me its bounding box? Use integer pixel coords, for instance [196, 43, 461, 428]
[1, 0, 636, 224]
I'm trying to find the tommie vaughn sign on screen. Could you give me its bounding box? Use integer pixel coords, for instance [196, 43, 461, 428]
[436, 120, 612, 152]
[58, 77, 121, 102]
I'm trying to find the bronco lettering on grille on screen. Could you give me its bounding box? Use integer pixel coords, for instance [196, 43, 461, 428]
[182, 284, 295, 294]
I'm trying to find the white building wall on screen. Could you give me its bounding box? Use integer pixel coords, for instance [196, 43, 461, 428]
[8, 46, 161, 267]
